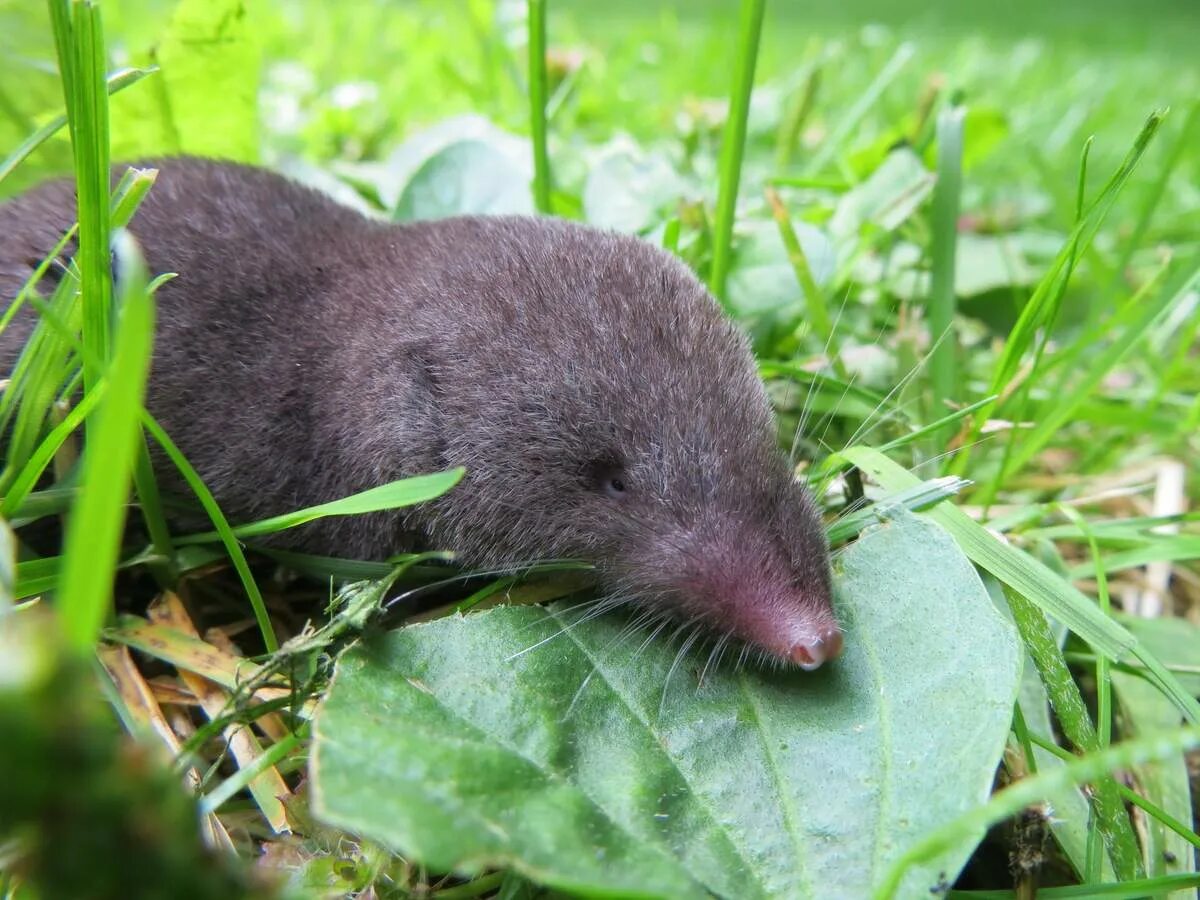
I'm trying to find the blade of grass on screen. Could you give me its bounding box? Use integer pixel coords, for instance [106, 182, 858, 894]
[105, 614, 278, 693]
[104, 166, 176, 579]
[0, 380, 105, 518]
[174, 468, 465, 545]
[774, 60, 821, 170]
[839, 446, 1200, 724]
[56, 231, 153, 652]
[948, 872, 1200, 899]
[927, 101, 964, 445]
[1112, 100, 1200, 283]
[873, 725, 1200, 900]
[0, 66, 154, 186]
[764, 187, 848, 379]
[1065, 536, 1200, 579]
[662, 217, 681, 255]
[1029, 733, 1200, 857]
[0, 519, 14, 612]
[0, 224, 77, 339]
[877, 395, 997, 456]
[759, 361, 889, 421]
[197, 731, 301, 817]
[6, 488, 77, 528]
[62, 0, 113, 421]
[527, 0, 551, 213]
[1001, 254, 1199, 482]
[708, 0, 767, 304]
[803, 42, 914, 176]
[0, 281, 82, 496]
[825, 476, 971, 544]
[1055, 507, 1112, 747]
[950, 111, 1166, 475]
[140, 411, 278, 653]
[46, 0, 78, 148]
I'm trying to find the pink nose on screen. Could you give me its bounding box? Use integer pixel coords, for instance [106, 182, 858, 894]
[787, 628, 844, 671]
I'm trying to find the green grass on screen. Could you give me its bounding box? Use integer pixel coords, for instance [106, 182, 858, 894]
[0, 0, 1198, 896]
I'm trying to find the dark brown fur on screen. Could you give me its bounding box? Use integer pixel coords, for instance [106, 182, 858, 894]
[0, 158, 840, 666]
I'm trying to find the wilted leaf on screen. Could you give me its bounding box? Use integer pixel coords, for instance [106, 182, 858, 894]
[311, 513, 1021, 898]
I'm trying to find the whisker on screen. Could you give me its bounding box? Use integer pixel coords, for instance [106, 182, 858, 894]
[658, 621, 705, 720]
[913, 432, 999, 472]
[842, 320, 954, 452]
[698, 632, 732, 689]
[564, 668, 598, 719]
[792, 286, 854, 463]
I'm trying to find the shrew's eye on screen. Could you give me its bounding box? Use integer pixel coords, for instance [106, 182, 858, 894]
[604, 475, 627, 499]
[584, 454, 629, 499]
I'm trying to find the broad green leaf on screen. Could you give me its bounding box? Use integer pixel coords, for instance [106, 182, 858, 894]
[582, 143, 690, 233]
[311, 512, 1021, 899]
[393, 139, 533, 221]
[110, 0, 261, 161]
[829, 147, 934, 239]
[727, 218, 835, 337]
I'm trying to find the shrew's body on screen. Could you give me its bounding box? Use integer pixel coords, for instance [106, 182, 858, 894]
[0, 158, 840, 667]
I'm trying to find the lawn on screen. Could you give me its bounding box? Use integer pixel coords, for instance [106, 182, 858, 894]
[1, 0, 1198, 898]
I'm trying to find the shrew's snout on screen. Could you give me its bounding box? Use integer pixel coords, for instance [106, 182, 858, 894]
[786, 624, 843, 671]
[654, 522, 842, 670]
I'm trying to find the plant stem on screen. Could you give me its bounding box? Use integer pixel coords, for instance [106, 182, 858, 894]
[527, 0, 551, 213]
[927, 101, 964, 448]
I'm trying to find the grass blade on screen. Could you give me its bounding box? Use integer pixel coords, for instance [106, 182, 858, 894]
[839, 445, 1200, 724]
[1003, 254, 1198, 480]
[1004, 586, 1141, 880]
[65, 0, 114, 421]
[825, 476, 970, 544]
[951, 111, 1166, 473]
[764, 187, 848, 379]
[0, 518, 15, 612]
[708, 0, 767, 303]
[140, 412, 277, 653]
[874, 725, 1200, 899]
[948, 872, 1200, 899]
[0, 67, 154, 187]
[803, 42, 913, 175]
[175, 469, 465, 544]
[57, 231, 153, 652]
[0, 381, 105, 519]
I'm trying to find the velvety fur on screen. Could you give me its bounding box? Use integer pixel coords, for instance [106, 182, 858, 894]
[0, 158, 838, 663]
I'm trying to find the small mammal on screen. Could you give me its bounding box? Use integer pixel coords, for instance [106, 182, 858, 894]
[0, 158, 841, 668]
